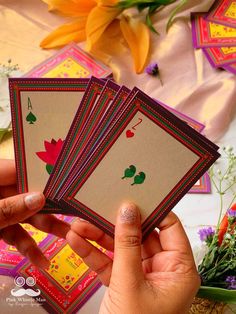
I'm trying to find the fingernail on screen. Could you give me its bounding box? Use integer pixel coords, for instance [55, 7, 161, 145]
[78, 218, 89, 223]
[24, 193, 44, 210]
[120, 204, 138, 224]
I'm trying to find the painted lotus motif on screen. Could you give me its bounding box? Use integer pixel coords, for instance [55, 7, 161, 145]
[36, 138, 64, 174]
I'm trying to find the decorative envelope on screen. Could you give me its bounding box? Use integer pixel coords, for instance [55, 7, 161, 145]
[25, 42, 112, 79]
[206, 0, 236, 28]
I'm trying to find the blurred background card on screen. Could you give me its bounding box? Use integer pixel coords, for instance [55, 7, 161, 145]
[25, 42, 112, 79]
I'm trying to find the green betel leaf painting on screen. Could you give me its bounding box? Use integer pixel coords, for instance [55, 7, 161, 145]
[122, 165, 136, 179]
[131, 172, 146, 186]
[26, 111, 37, 124]
[122, 165, 146, 186]
[46, 164, 54, 175]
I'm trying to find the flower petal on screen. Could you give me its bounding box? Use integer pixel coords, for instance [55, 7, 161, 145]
[89, 19, 124, 80]
[40, 19, 87, 49]
[54, 139, 64, 156]
[86, 3, 121, 51]
[120, 16, 150, 73]
[42, 0, 97, 17]
[36, 151, 55, 166]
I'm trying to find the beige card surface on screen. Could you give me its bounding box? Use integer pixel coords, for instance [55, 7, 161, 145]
[9, 78, 89, 194]
[74, 112, 199, 224]
[61, 89, 219, 238]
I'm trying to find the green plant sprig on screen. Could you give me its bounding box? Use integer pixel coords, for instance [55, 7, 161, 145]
[117, 0, 188, 32]
[198, 146, 236, 288]
[0, 59, 19, 78]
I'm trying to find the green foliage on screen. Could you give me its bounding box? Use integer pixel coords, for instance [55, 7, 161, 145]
[117, 0, 187, 33]
[122, 165, 136, 179]
[197, 286, 236, 304]
[198, 147, 236, 298]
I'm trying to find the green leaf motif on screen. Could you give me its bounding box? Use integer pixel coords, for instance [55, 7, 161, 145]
[131, 172, 146, 186]
[122, 165, 136, 179]
[46, 164, 54, 175]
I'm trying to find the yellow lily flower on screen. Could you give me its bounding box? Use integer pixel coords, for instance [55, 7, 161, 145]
[120, 15, 150, 73]
[42, 0, 97, 17]
[40, 19, 87, 49]
[85, 0, 122, 51]
[40, 0, 150, 73]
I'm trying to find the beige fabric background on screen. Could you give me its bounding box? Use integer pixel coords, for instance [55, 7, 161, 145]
[0, 1, 236, 313]
[0, 0, 236, 150]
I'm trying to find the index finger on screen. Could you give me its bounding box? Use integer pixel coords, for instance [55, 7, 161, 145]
[158, 211, 193, 256]
[0, 159, 16, 186]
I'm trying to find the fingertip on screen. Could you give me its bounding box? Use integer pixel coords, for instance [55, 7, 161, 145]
[66, 229, 79, 247]
[24, 192, 45, 211]
[118, 202, 140, 225]
[26, 246, 50, 269]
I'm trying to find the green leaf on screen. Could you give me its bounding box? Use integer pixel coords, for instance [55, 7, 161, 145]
[117, 0, 176, 10]
[149, 3, 162, 13]
[46, 164, 54, 175]
[197, 286, 236, 304]
[166, 0, 188, 32]
[146, 13, 159, 34]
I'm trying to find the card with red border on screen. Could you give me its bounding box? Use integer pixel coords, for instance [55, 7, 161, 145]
[58, 89, 220, 239]
[45, 79, 121, 210]
[203, 46, 236, 67]
[9, 78, 89, 213]
[42, 77, 106, 212]
[52, 87, 140, 211]
[160, 102, 210, 193]
[59, 97, 211, 203]
[25, 42, 112, 79]
[12, 224, 108, 314]
[223, 61, 236, 73]
[0, 224, 48, 276]
[206, 0, 236, 28]
[0, 214, 68, 276]
[191, 13, 236, 48]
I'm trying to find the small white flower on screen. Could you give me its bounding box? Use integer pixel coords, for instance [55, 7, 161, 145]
[226, 145, 233, 153]
[224, 233, 232, 240]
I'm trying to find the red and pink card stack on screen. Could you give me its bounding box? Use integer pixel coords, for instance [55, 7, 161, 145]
[191, 0, 236, 74]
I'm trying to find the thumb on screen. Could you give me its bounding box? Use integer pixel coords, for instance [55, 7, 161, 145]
[112, 203, 144, 284]
[0, 192, 45, 229]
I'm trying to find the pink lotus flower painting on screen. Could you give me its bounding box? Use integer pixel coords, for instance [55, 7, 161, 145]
[36, 138, 64, 174]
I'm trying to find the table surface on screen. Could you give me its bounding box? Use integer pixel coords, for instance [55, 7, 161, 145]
[0, 0, 236, 313]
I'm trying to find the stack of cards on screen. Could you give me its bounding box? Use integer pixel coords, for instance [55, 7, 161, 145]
[10, 76, 220, 239]
[191, 0, 236, 74]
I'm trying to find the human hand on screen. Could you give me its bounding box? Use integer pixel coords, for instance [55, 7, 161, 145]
[0, 159, 70, 268]
[66, 203, 200, 314]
